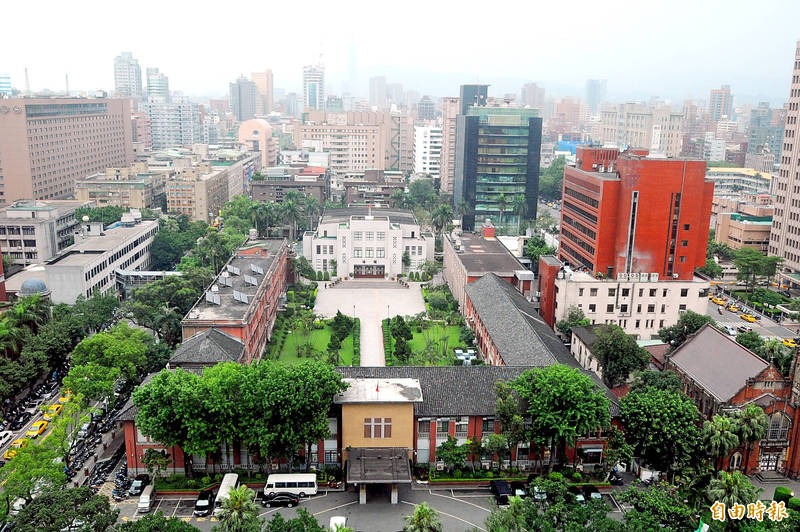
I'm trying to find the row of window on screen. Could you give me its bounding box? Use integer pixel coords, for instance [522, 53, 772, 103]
[352, 248, 385, 258]
[353, 231, 386, 241]
[579, 286, 691, 298]
[584, 302, 687, 314]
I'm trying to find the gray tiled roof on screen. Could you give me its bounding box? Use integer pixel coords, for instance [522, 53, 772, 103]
[571, 325, 605, 349]
[169, 329, 245, 367]
[667, 323, 769, 402]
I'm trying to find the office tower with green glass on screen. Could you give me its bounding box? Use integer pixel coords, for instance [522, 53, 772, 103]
[454, 106, 542, 231]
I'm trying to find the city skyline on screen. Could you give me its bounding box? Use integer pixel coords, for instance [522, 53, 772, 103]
[3, 0, 799, 105]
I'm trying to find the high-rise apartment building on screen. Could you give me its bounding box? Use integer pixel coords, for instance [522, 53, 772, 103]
[369, 76, 386, 109]
[585, 79, 607, 116]
[413, 126, 442, 178]
[146, 67, 170, 102]
[114, 52, 143, 98]
[295, 112, 386, 173]
[387, 83, 404, 106]
[520, 83, 545, 110]
[598, 103, 683, 157]
[558, 147, 713, 280]
[459, 84, 488, 115]
[454, 105, 542, 231]
[131, 112, 152, 151]
[141, 99, 202, 149]
[439, 97, 460, 196]
[0, 74, 11, 98]
[417, 96, 435, 120]
[229, 76, 257, 122]
[251, 70, 273, 115]
[769, 41, 800, 287]
[303, 64, 325, 111]
[0, 98, 134, 203]
[748, 102, 785, 155]
[709, 85, 733, 121]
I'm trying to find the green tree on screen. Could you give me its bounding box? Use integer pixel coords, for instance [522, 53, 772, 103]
[402, 250, 411, 270]
[513, 365, 610, 471]
[524, 234, 556, 271]
[658, 311, 715, 350]
[430, 203, 453, 235]
[484, 433, 509, 466]
[62, 362, 121, 404]
[0, 316, 25, 356]
[0, 435, 65, 513]
[698, 257, 724, 279]
[13, 486, 118, 532]
[604, 426, 634, 471]
[391, 189, 409, 209]
[496, 193, 508, 226]
[419, 260, 442, 281]
[703, 414, 740, 472]
[142, 449, 172, 487]
[213, 485, 262, 532]
[555, 305, 589, 336]
[408, 179, 436, 209]
[629, 369, 682, 394]
[620, 387, 701, 475]
[732, 405, 768, 475]
[70, 322, 150, 383]
[707, 471, 760, 507]
[74, 205, 125, 225]
[9, 294, 51, 334]
[263, 509, 325, 532]
[736, 330, 765, 353]
[617, 483, 694, 532]
[71, 292, 121, 333]
[436, 435, 467, 471]
[403, 502, 442, 532]
[591, 324, 649, 388]
[733, 247, 782, 294]
[494, 381, 526, 465]
[511, 194, 527, 235]
[114, 513, 201, 531]
[304, 195, 322, 232]
[281, 194, 304, 241]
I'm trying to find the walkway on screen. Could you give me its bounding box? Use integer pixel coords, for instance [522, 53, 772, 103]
[314, 280, 426, 366]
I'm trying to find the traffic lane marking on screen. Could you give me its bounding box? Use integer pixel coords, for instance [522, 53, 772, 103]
[401, 500, 486, 531]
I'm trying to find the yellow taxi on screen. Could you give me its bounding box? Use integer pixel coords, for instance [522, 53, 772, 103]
[59, 389, 72, 404]
[740, 314, 757, 323]
[708, 293, 716, 300]
[712, 298, 726, 306]
[727, 305, 740, 312]
[43, 404, 62, 420]
[26, 420, 48, 438]
[782, 339, 797, 349]
[4, 438, 29, 460]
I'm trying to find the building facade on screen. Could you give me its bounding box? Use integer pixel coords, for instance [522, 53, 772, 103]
[439, 97, 460, 195]
[454, 105, 542, 231]
[558, 147, 713, 280]
[303, 65, 325, 111]
[341, 170, 405, 206]
[715, 213, 772, 252]
[413, 126, 442, 178]
[417, 96, 435, 120]
[0, 199, 94, 265]
[146, 67, 169, 102]
[709, 85, 733, 121]
[114, 52, 143, 98]
[75, 163, 167, 211]
[165, 163, 229, 222]
[251, 166, 328, 205]
[0, 98, 134, 204]
[598, 103, 683, 157]
[251, 70, 273, 115]
[302, 207, 433, 277]
[229, 76, 257, 122]
[238, 119, 278, 168]
[706, 167, 773, 196]
[141, 100, 202, 149]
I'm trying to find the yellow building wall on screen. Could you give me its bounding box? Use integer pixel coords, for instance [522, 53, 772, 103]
[341, 403, 414, 458]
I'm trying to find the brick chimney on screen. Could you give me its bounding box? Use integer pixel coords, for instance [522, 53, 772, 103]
[481, 220, 495, 239]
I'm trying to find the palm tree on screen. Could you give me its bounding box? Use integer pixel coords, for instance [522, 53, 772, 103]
[281, 198, 304, 241]
[249, 202, 273, 238]
[215, 485, 261, 532]
[496, 193, 508, 227]
[511, 195, 527, 235]
[0, 317, 24, 357]
[430, 204, 453, 235]
[707, 471, 760, 508]
[703, 414, 740, 472]
[11, 294, 50, 333]
[391, 189, 408, 209]
[304, 196, 322, 232]
[403, 502, 442, 532]
[733, 405, 768, 474]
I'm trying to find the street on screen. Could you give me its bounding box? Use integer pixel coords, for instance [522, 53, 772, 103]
[706, 294, 796, 341]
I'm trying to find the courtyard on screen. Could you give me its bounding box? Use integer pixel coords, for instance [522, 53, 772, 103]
[314, 280, 427, 366]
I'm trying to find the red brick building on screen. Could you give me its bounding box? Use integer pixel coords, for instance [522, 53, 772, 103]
[559, 147, 713, 280]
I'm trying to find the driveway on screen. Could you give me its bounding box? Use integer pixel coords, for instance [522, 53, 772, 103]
[314, 280, 426, 366]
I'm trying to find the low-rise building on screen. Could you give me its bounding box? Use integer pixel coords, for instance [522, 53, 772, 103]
[0, 199, 94, 265]
[251, 166, 329, 205]
[715, 213, 772, 252]
[538, 256, 710, 340]
[181, 238, 291, 363]
[706, 167, 774, 196]
[165, 162, 229, 222]
[75, 163, 167, 211]
[303, 207, 433, 277]
[341, 170, 405, 206]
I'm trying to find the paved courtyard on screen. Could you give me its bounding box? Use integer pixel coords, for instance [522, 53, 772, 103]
[314, 280, 426, 366]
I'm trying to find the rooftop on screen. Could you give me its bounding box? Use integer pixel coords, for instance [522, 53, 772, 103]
[47, 220, 159, 267]
[667, 323, 769, 403]
[347, 447, 412, 484]
[0, 199, 92, 219]
[168, 329, 245, 368]
[706, 167, 773, 179]
[182, 239, 287, 323]
[448, 232, 525, 276]
[334, 378, 423, 404]
[320, 207, 418, 226]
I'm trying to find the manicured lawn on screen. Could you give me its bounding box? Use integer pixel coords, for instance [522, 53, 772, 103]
[278, 325, 354, 365]
[408, 324, 461, 354]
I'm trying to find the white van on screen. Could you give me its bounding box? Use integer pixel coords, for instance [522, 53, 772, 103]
[263, 473, 318, 498]
[213, 473, 239, 517]
[137, 484, 154, 513]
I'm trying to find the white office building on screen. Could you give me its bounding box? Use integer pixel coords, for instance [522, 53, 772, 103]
[303, 207, 434, 278]
[114, 52, 143, 98]
[141, 100, 202, 149]
[303, 64, 325, 111]
[413, 126, 442, 178]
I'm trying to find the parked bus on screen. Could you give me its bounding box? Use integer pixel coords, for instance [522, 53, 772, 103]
[213, 473, 239, 517]
[263, 473, 318, 498]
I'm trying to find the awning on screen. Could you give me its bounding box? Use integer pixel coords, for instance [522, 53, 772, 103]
[347, 447, 412, 484]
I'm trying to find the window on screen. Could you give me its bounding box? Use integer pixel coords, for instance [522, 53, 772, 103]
[647, 304, 655, 313]
[353, 248, 363, 258]
[606, 304, 614, 312]
[365, 232, 374, 240]
[679, 304, 686, 311]
[324, 450, 338, 463]
[683, 224, 690, 230]
[316, 245, 321, 254]
[659, 320, 665, 328]
[662, 289, 667, 297]
[578, 288, 584, 297]
[588, 304, 596, 313]
[681, 240, 688, 247]
[376, 248, 385, 258]
[768, 413, 791, 441]
[635, 319, 640, 328]
[680, 288, 688, 297]
[482, 418, 495, 434]
[636, 304, 641, 313]
[608, 288, 616, 297]
[638, 288, 643, 297]
[621, 288, 630, 297]
[679, 256, 687, 263]
[455, 417, 468, 437]
[649, 289, 657, 297]
[620, 304, 628, 312]
[590, 288, 598, 297]
[418, 420, 431, 435]
[354, 231, 363, 240]
[437, 419, 450, 435]
[377, 232, 385, 240]
[365, 248, 374, 258]
[364, 417, 392, 438]
[660, 304, 665, 313]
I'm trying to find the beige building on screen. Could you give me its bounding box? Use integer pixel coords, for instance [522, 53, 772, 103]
[0, 98, 134, 204]
[251, 70, 273, 115]
[439, 97, 460, 195]
[716, 213, 772, 252]
[238, 119, 278, 168]
[75, 163, 168, 210]
[598, 103, 682, 157]
[166, 163, 229, 222]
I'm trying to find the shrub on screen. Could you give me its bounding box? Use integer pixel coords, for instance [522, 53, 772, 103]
[316, 271, 323, 281]
[774, 486, 793, 503]
[201, 475, 212, 486]
[453, 469, 463, 479]
[324, 271, 330, 281]
[788, 497, 800, 512]
[572, 472, 582, 482]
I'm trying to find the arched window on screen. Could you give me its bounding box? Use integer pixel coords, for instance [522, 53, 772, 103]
[730, 452, 742, 470]
[768, 412, 791, 441]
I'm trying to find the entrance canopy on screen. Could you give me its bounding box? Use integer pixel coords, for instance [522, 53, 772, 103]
[347, 447, 412, 484]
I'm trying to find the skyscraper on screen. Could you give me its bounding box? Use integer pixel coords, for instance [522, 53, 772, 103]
[709, 85, 733, 121]
[770, 41, 800, 287]
[114, 52, 142, 98]
[369, 76, 386, 108]
[459, 84, 488, 114]
[142, 99, 202, 149]
[520, 83, 545, 109]
[251, 70, 273, 115]
[417, 96, 435, 120]
[585, 79, 607, 116]
[439, 97, 460, 196]
[454, 104, 542, 231]
[229, 76, 257, 121]
[146, 67, 170, 102]
[303, 64, 325, 111]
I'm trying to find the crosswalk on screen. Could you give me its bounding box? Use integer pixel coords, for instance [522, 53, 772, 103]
[714, 320, 783, 341]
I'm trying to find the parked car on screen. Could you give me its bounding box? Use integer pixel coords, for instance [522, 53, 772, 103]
[44, 404, 62, 420]
[510, 481, 528, 499]
[262, 492, 299, 508]
[9, 413, 32, 431]
[740, 314, 757, 323]
[490, 480, 512, 506]
[568, 486, 586, 505]
[737, 325, 752, 333]
[532, 485, 548, 501]
[25, 421, 48, 438]
[129, 474, 150, 496]
[0, 431, 14, 448]
[724, 326, 737, 336]
[582, 485, 602, 500]
[783, 339, 797, 349]
[193, 489, 215, 517]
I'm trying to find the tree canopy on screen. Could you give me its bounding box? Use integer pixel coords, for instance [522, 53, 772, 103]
[591, 324, 649, 388]
[733, 247, 781, 293]
[13, 486, 118, 532]
[658, 311, 714, 350]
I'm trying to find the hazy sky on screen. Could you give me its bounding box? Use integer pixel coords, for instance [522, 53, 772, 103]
[3, 0, 800, 106]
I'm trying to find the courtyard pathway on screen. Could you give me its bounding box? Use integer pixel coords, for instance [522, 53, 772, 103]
[314, 279, 426, 366]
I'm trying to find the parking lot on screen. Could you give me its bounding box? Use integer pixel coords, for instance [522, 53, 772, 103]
[114, 483, 624, 531]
